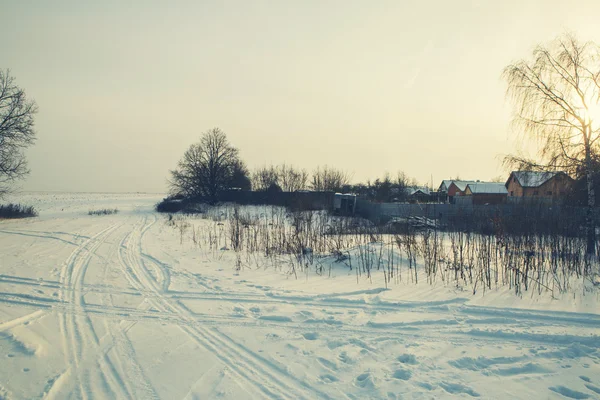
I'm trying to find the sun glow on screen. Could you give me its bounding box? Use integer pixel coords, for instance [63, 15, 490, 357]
[583, 103, 600, 131]
[567, 93, 600, 146]
[581, 91, 600, 131]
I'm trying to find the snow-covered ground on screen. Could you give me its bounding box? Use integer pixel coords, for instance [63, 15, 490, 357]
[0, 192, 599, 399]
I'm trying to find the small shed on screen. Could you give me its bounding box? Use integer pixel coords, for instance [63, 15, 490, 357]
[333, 193, 356, 215]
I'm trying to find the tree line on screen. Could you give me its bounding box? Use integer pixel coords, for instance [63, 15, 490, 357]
[168, 127, 427, 203]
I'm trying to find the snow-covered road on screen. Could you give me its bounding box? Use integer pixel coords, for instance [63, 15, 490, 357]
[0, 193, 599, 399]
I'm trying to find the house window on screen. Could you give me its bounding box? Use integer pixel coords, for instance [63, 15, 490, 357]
[510, 191, 514, 196]
[546, 191, 552, 196]
[533, 191, 539, 196]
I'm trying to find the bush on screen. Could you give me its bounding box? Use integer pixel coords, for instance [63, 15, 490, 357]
[88, 208, 118, 216]
[155, 198, 185, 213]
[155, 197, 207, 214]
[0, 203, 37, 219]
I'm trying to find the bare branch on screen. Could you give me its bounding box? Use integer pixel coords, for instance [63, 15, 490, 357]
[0, 69, 37, 197]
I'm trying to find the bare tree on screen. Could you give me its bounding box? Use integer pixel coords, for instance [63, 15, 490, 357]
[278, 164, 308, 192]
[251, 164, 308, 192]
[393, 171, 413, 202]
[503, 33, 600, 256]
[310, 165, 350, 192]
[169, 128, 246, 202]
[251, 165, 279, 191]
[0, 70, 37, 197]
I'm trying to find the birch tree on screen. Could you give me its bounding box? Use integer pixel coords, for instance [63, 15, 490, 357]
[503, 33, 600, 256]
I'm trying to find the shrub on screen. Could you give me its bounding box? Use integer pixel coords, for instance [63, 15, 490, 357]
[155, 197, 208, 214]
[155, 198, 185, 213]
[0, 203, 38, 219]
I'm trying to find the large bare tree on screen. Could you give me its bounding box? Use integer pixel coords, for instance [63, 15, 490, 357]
[169, 128, 246, 202]
[310, 165, 350, 192]
[503, 33, 600, 256]
[0, 70, 37, 197]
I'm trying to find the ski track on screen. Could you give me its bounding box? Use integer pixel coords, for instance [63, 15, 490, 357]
[1, 210, 599, 399]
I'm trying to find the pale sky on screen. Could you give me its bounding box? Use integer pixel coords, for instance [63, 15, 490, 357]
[3, 0, 600, 193]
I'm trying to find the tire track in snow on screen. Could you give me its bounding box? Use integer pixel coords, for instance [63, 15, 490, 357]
[96, 215, 159, 399]
[49, 223, 129, 400]
[117, 217, 270, 399]
[4, 272, 600, 331]
[1, 287, 598, 352]
[0, 229, 80, 246]
[4, 288, 595, 359]
[121, 215, 333, 400]
[1, 282, 598, 353]
[0, 309, 47, 332]
[1, 279, 597, 379]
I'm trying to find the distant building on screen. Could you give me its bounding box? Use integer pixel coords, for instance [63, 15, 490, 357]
[464, 182, 508, 205]
[438, 180, 477, 203]
[408, 187, 431, 203]
[505, 171, 573, 200]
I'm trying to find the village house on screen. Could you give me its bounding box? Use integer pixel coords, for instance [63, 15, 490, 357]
[438, 180, 477, 203]
[408, 187, 431, 203]
[463, 182, 508, 205]
[505, 171, 573, 201]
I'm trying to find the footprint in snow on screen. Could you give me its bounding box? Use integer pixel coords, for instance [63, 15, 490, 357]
[549, 386, 590, 399]
[232, 306, 245, 313]
[338, 351, 353, 364]
[416, 382, 435, 391]
[392, 368, 412, 381]
[585, 384, 600, 395]
[355, 372, 376, 389]
[302, 332, 319, 341]
[397, 354, 418, 365]
[317, 357, 338, 371]
[439, 382, 480, 397]
[320, 374, 338, 383]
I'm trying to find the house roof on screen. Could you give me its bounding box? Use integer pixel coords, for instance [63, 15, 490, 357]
[439, 180, 453, 191]
[450, 180, 478, 192]
[507, 171, 570, 188]
[408, 187, 431, 196]
[466, 182, 508, 194]
[439, 180, 477, 192]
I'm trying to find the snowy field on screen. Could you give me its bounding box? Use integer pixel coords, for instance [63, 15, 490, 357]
[0, 192, 599, 399]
